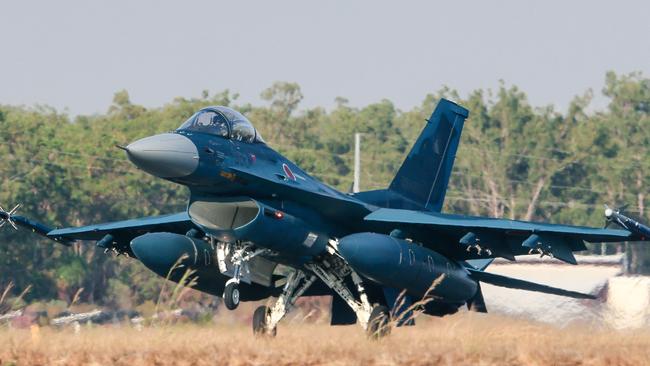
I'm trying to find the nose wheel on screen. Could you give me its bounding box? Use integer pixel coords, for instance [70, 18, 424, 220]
[223, 281, 240, 310]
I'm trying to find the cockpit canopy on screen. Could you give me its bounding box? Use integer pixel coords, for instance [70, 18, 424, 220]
[177, 106, 264, 143]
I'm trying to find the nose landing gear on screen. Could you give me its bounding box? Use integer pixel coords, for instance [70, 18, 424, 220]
[217, 242, 269, 310]
[223, 281, 240, 310]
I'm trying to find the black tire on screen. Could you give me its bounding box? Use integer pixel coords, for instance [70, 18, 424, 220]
[253, 305, 276, 337]
[223, 282, 240, 310]
[366, 305, 391, 339]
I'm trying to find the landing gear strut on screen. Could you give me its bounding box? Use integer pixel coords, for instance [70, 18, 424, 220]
[367, 305, 391, 339]
[305, 242, 392, 339]
[217, 242, 268, 310]
[305, 263, 374, 330]
[253, 270, 316, 337]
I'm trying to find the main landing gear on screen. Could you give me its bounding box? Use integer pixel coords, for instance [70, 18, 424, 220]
[218, 239, 392, 338]
[253, 270, 316, 337]
[306, 241, 393, 339]
[306, 263, 390, 338]
[251, 265, 391, 339]
[367, 305, 391, 339]
[252, 305, 275, 336]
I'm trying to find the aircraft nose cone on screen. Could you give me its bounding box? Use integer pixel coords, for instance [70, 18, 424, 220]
[125, 133, 199, 178]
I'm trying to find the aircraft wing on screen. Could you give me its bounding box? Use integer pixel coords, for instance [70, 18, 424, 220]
[47, 212, 195, 244]
[365, 208, 633, 264]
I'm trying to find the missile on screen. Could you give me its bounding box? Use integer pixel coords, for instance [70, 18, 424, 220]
[0, 204, 21, 229]
[605, 205, 650, 240]
[0, 203, 73, 245]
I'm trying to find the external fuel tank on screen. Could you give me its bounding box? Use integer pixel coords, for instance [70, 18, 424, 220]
[337, 232, 478, 303]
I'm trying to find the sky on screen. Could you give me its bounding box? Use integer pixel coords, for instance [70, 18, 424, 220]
[1, 0, 649, 116]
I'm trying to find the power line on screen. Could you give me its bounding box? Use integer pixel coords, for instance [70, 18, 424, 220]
[450, 171, 617, 196]
[5, 144, 645, 201]
[360, 148, 650, 170]
[31, 158, 137, 175]
[3, 155, 642, 214]
[55, 150, 131, 164]
[3, 174, 169, 212]
[460, 145, 650, 169]
[5, 139, 648, 172]
[348, 179, 644, 212]
[2, 141, 131, 164]
[3, 155, 140, 175]
[312, 173, 354, 183]
[2, 141, 645, 212]
[5, 153, 356, 187]
[359, 167, 642, 200]
[443, 195, 642, 213]
[354, 184, 643, 213]
[278, 147, 354, 162]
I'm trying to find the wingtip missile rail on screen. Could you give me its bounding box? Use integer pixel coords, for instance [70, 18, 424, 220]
[0, 204, 74, 245]
[0, 204, 20, 229]
[605, 205, 650, 240]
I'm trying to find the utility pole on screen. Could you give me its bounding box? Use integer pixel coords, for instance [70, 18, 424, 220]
[353, 133, 361, 193]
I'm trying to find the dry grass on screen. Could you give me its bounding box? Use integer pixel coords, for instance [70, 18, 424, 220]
[1, 313, 649, 366]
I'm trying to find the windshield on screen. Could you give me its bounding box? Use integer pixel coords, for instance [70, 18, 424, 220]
[177, 106, 264, 143]
[214, 107, 255, 142]
[177, 110, 229, 137]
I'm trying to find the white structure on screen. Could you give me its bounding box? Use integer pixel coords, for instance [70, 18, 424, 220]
[353, 133, 361, 193]
[481, 254, 650, 328]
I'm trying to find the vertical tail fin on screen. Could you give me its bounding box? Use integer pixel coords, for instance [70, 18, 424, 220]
[389, 98, 469, 212]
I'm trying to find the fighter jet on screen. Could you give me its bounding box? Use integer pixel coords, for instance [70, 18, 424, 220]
[1, 100, 645, 337]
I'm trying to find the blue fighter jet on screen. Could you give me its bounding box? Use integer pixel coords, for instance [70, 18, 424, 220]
[1, 99, 646, 337]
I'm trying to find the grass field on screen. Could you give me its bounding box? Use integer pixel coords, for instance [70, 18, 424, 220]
[1, 313, 649, 366]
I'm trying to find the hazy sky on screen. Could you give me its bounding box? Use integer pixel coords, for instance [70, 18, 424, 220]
[1, 0, 649, 116]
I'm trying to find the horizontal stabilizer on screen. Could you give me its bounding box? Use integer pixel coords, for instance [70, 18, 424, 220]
[469, 269, 596, 299]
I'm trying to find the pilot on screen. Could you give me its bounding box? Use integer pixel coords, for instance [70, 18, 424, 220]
[191, 110, 229, 137]
[210, 112, 229, 137]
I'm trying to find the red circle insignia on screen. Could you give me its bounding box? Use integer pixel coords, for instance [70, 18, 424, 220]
[282, 163, 296, 181]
